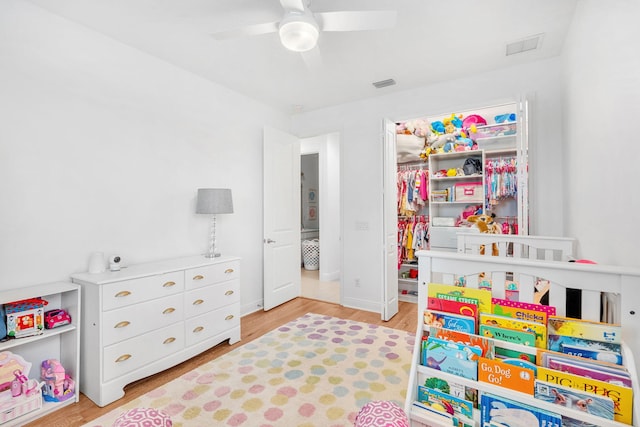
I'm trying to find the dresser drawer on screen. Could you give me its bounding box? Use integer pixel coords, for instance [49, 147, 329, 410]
[102, 293, 184, 346]
[184, 280, 240, 318]
[103, 323, 184, 382]
[185, 303, 240, 347]
[102, 271, 184, 311]
[185, 261, 240, 290]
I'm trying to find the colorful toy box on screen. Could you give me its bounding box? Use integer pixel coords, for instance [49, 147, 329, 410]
[5, 298, 48, 338]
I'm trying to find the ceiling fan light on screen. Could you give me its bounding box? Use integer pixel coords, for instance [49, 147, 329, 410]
[279, 19, 319, 52]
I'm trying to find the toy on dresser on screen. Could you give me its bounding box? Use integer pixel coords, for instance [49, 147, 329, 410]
[41, 359, 74, 402]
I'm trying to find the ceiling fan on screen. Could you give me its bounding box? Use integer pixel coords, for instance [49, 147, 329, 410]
[211, 0, 397, 53]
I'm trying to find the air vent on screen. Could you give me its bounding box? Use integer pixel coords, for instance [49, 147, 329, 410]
[372, 78, 396, 89]
[506, 34, 544, 56]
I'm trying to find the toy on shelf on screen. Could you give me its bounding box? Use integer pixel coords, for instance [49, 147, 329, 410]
[41, 359, 75, 402]
[5, 298, 48, 338]
[0, 351, 43, 424]
[44, 309, 71, 329]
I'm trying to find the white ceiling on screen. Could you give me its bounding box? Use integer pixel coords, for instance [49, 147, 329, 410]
[26, 0, 579, 113]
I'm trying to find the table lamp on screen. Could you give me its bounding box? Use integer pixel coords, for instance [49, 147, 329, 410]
[196, 188, 234, 258]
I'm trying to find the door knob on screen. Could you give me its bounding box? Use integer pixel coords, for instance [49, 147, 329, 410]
[264, 238, 276, 244]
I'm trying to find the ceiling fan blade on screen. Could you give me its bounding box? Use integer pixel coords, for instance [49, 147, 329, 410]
[211, 21, 279, 40]
[315, 10, 397, 32]
[280, 0, 306, 12]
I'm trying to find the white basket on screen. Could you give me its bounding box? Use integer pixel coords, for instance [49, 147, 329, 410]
[302, 239, 319, 270]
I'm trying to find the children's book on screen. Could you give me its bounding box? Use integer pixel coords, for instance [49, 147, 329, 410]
[423, 375, 478, 408]
[480, 324, 536, 347]
[546, 355, 632, 387]
[536, 366, 633, 424]
[480, 392, 562, 427]
[491, 297, 552, 325]
[417, 384, 473, 418]
[428, 283, 492, 315]
[547, 335, 622, 365]
[548, 316, 621, 344]
[412, 401, 476, 427]
[534, 379, 614, 426]
[495, 347, 536, 363]
[537, 348, 627, 372]
[429, 326, 494, 358]
[424, 309, 475, 334]
[479, 312, 547, 348]
[428, 296, 478, 320]
[424, 336, 481, 380]
[478, 357, 536, 394]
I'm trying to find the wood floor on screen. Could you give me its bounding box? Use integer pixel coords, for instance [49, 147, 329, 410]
[31, 298, 417, 427]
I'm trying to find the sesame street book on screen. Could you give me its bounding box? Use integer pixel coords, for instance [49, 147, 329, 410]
[536, 366, 633, 424]
[428, 296, 479, 320]
[534, 379, 615, 427]
[480, 392, 562, 427]
[428, 283, 492, 315]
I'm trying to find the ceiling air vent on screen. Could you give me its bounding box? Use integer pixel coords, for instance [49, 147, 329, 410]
[372, 78, 396, 89]
[506, 33, 544, 56]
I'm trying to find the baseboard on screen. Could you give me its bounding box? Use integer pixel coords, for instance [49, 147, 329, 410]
[341, 296, 379, 314]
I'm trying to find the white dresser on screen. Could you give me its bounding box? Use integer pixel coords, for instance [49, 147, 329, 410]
[71, 255, 241, 407]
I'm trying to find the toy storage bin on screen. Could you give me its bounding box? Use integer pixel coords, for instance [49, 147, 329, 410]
[0, 389, 43, 425]
[454, 182, 482, 202]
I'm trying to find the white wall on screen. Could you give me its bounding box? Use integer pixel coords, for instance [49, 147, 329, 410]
[561, 0, 640, 267]
[0, 0, 290, 314]
[292, 60, 565, 313]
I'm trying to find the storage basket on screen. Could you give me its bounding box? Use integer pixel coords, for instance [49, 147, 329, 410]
[302, 239, 319, 271]
[454, 182, 482, 202]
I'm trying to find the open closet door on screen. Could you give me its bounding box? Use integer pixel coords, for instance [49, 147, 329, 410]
[263, 126, 301, 311]
[382, 119, 399, 321]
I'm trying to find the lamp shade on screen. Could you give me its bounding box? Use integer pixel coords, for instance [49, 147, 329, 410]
[196, 188, 234, 214]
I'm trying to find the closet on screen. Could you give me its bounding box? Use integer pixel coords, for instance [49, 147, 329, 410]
[390, 100, 529, 305]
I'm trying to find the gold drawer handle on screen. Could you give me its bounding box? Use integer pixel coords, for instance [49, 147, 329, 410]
[193, 326, 204, 333]
[193, 299, 204, 305]
[193, 274, 204, 280]
[115, 290, 131, 298]
[163, 337, 176, 344]
[224, 268, 234, 274]
[114, 321, 130, 329]
[115, 354, 131, 363]
[225, 314, 234, 321]
[163, 307, 176, 315]
[163, 281, 176, 288]
[224, 290, 234, 296]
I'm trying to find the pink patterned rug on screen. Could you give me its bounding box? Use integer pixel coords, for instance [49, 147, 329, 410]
[84, 313, 414, 427]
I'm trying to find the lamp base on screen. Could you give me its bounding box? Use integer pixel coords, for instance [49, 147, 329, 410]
[205, 252, 221, 258]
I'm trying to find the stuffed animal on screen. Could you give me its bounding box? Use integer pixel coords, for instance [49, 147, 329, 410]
[467, 213, 502, 255]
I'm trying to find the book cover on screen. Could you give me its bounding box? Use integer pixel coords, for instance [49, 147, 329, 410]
[423, 375, 478, 408]
[491, 298, 550, 325]
[536, 366, 633, 424]
[547, 335, 623, 365]
[495, 347, 536, 363]
[480, 324, 536, 347]
[429, 326, 495, 358]
[537, 348, 627, 372]
[534, 380, 614, 427]
[478, 357, 536, 394]
[417, 384, 473, 418]
[481, 392, 562, 427]
[491, 297, 556, 318]
[547, 356, 632, 387]
[428, 283, 492, 315]
[424, 336, 480, 380]
[479, 312, 547, 348]
[411, 401, 477, 427]
[548, 316, 621, 344]
[428, 296, 478, 320]
[424, 309, 475, 334]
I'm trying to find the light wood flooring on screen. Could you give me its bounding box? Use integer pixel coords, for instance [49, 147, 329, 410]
[300, 268, 340, 304]
[31, 298, 417, 427]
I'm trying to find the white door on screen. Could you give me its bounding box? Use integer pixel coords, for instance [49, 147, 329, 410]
[382, 119, 399, 320]
[263, 126, 301, 310]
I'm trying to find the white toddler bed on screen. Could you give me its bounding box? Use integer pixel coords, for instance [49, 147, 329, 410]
[405, 249, 640, 427]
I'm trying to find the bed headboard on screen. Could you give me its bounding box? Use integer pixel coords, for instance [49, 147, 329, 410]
[416, 250, 640, 392]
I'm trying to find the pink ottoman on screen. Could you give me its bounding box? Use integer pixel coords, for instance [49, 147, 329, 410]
[113, 407, 172, 427]
[354, 400, 410, 427]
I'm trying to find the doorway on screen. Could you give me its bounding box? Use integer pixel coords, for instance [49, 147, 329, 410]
[300, 133, 341, 304]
